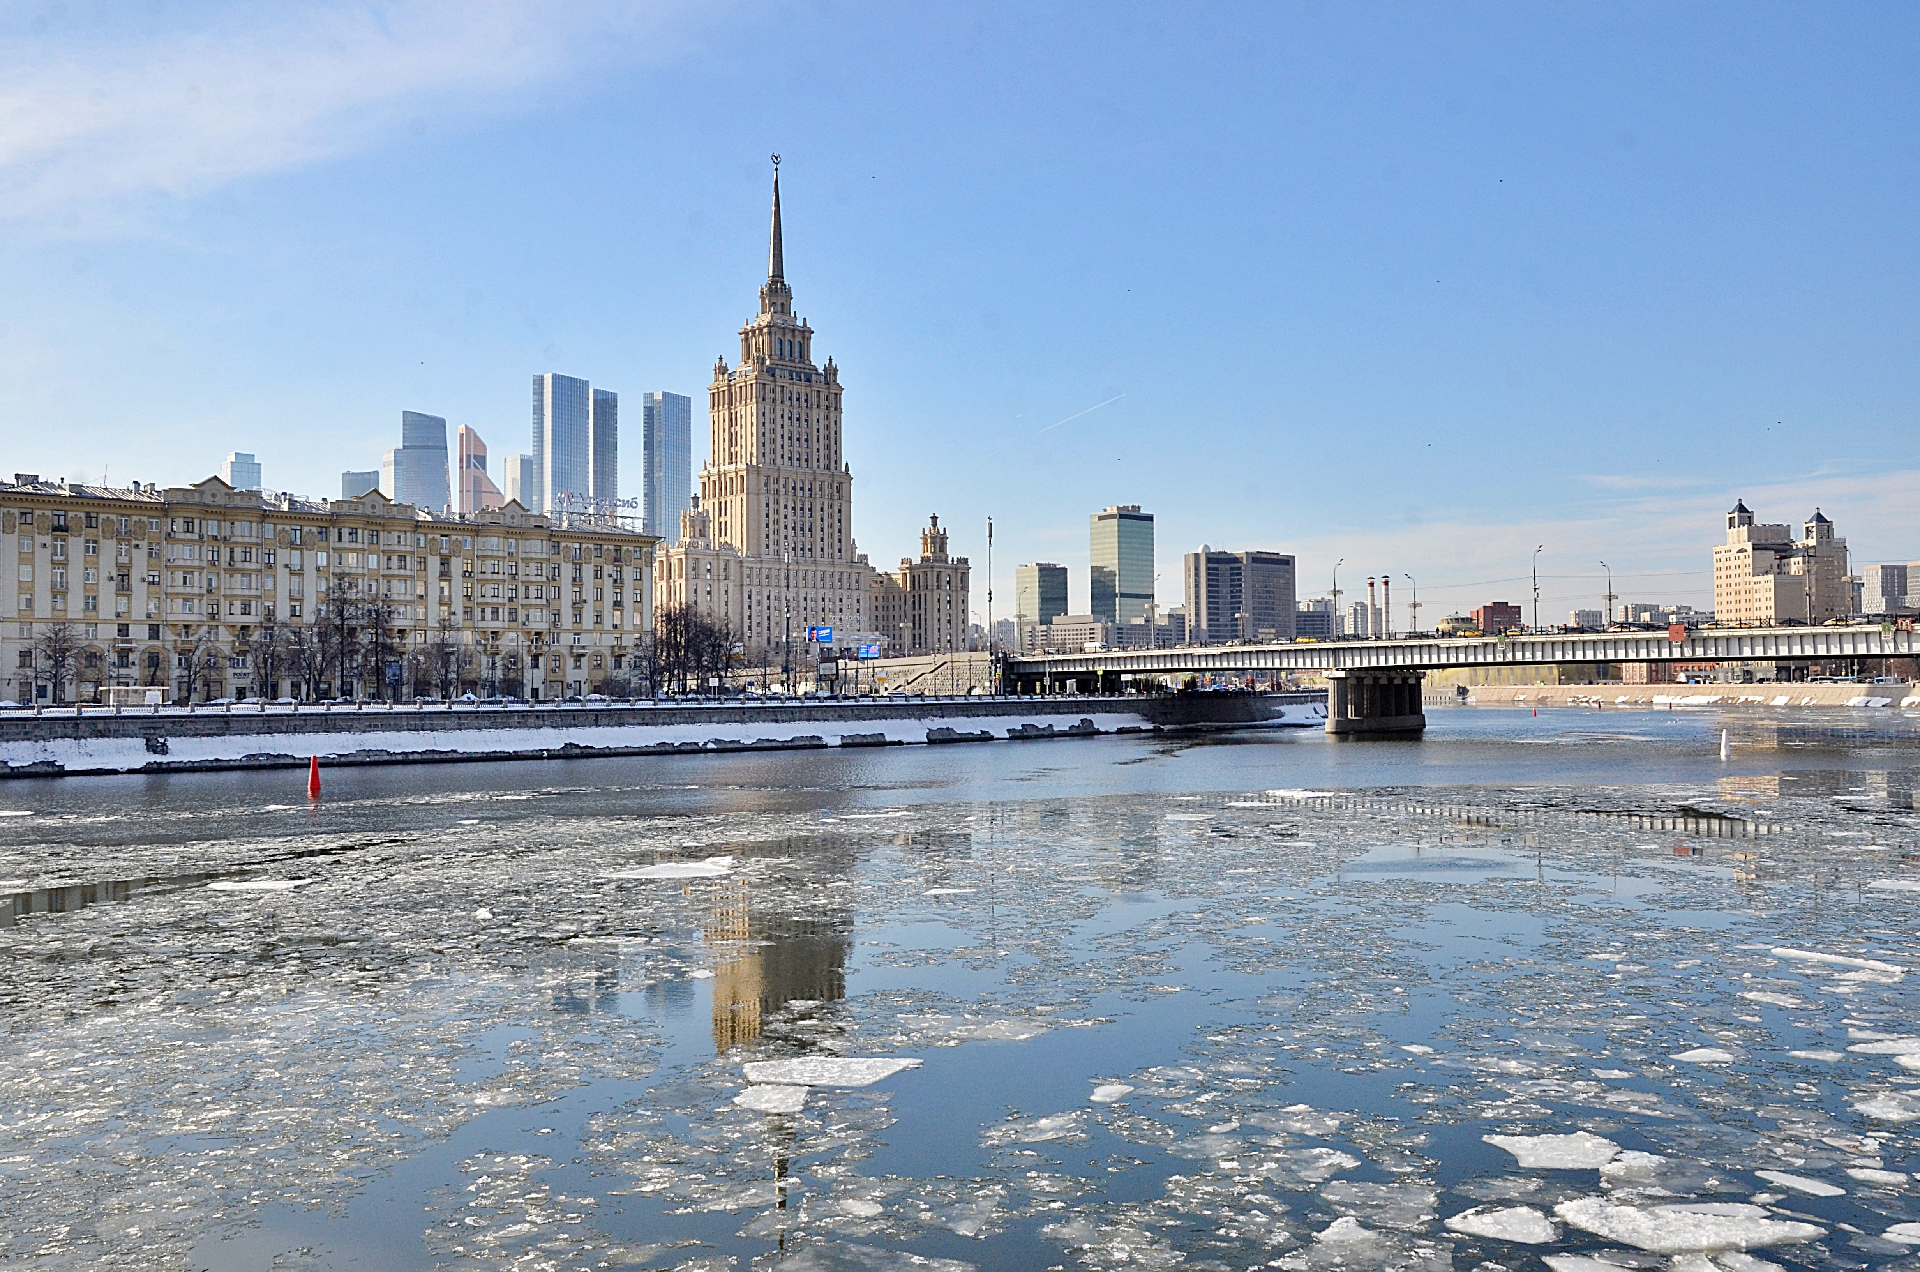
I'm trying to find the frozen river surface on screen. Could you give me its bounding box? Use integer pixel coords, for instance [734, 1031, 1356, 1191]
[1, 706, 1918, 1271]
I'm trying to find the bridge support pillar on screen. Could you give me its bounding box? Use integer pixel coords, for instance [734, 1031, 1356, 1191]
[1325, 669, 1426, 736]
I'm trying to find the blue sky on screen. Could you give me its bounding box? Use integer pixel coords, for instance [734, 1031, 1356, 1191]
[2, 1, 1915, 624]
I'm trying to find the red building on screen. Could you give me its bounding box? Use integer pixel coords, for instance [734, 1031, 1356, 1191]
[1472, 601, 1523, 634]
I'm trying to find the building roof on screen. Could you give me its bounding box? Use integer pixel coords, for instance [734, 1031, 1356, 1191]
[1809, 508, 1831, 524]
[1730, 498, 1751, 514]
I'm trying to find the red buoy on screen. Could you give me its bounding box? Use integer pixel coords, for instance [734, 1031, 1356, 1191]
[307, 756, 321, 799]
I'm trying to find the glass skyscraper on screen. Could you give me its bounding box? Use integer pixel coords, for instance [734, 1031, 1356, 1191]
[642, 391, 692, 542]
[381, 411, 450, 511]
[1090, 504, 1154, 625]
[533, 373, 611, 514]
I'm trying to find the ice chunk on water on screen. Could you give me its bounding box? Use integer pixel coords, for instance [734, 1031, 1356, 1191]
[1845, 1167, 1908, 1185]
[1846, 1036, 1920, 1054]
[1738, 992, 1801, 1008]
[776, 1242, 975, 1271]
[1554, 1198, 1824, 1253]
[1443, 1204, 1557, 1243]
[1088, 1083, 1135, 1104]
[1771, 947, 1905, 974]
[1868, 879, 1920, 893]
[1600, 1150, 1668, 1184]
[1250, 1104, 1344, 1136]
[1672, 1047, 1736, 1064]
[207, 878, 312, 891]
[982, 1111, 1084, 1145]
[1484, 1130, 1621, 1169]
[1752, 1170, 1843, 1197]
[1542, 1258, 1637, 1272]
[1321, 1180, 1437, 1230]
[1787, 1050, 1843, 1062]
[1400, 1044, 1435, 1055]
[741, 1057, 922, 1087]
[734, 1084, 807, 1114]
[1852, 1091, 1920, 1121]
[1885, 1222, 1920, 1244]
[607, 859, 733, 879]
[923, 888, 975, 895]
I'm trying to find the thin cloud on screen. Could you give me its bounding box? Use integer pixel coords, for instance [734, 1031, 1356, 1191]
[1035, 393, 1123, 435]
[0, 1, 704, 229]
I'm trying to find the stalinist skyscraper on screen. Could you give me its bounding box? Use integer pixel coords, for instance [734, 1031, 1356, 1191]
[657, 159, 871, 659]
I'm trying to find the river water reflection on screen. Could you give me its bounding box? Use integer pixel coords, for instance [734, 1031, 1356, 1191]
[1, 706, 1917, 1270]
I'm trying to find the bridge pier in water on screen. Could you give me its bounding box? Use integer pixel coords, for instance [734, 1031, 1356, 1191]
[1325, 669, 1426, 736]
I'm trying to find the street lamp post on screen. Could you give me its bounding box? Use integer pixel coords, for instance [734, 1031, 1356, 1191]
[1532, 545, 1544, 632]
[1332, 559, 1344, 639]
[1405, 574, 1420, 635]
[1600, 561, 1615, 628]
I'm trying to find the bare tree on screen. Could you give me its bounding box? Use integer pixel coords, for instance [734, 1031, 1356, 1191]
[177, 627, 223, 704]
[251, 618, 286, 699]
[32, 622, 80, 705]
[319, 599, 358, 699]
[418, 614, 463, 700]
[281, 623, 319, 700]
[361, 600, 398, 700]
[653, 604, 737, 694]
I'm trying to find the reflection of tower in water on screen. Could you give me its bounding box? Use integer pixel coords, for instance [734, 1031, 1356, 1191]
[705, 878, 852, 1051]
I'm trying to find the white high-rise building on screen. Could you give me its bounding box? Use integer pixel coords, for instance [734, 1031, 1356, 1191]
[501, 454, 535, 511]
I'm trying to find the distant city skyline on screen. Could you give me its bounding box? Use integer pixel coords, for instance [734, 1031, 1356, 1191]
[4, 5, 1918, 625]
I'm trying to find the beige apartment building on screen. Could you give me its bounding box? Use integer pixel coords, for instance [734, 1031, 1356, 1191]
[1712, 500, 1850, 626]
[3, 472, 653, 704]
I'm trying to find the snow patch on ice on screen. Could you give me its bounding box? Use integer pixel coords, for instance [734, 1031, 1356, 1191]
[1554, 1198, 1824, 1253]
[1443, 1204, 1557, 1243]
[1483, 1130, 1621, 1169]
[741, 1057, 922, 1088]
[734, 1084, 807, 1114]
[1672, 1047, 1736, 1064]
[1752, 1170, 1843, 1197]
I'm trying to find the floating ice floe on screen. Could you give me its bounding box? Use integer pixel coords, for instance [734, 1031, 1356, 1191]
[607, 857, 734, 880]
[1443, 1204, 1557, 1243]
[1869, 879, 1920, 893]
[689, 969, 715, 978]
[1738, 992, 1802, 1008]
[734, 1084, 808, 1115]
[1672, 1047, 1737, 1064]
[1886, 1222, 1920, 1244]
[982, 1111, 1084, 1145]
[1088, 1083, 1134, 1104]
[1599, 1150, 1668, 1185]
[1852, 1091, 1920, 1121]
[1786, 1049, 1843, 1062]
[741, 1057, 922, 1088]
[1401, 1044, 1435, 1055]
[0, 810, 30, 817]
[1592, 1068, 1635, 1079]
[923, 888, 975, 895]
[1846, 1167, 1908, 1186]
[473, 907, 493, 920]
[1554, 1199, 1823, 1253]
[1483, 1131, 1621, 1169]
[207, 878, 313, 891]
[1165, 813, 1210, 822]
[1752, 1170, 1843, 1197]
[1771, 947, 1906, 974]
[772, 1241, 974, 1271]
[1846, 1036, 1920, 1055]
[1250, 1104, 1345, 1136]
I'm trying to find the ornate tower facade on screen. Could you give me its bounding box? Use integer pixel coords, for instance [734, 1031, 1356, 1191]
[660, 162, 869, 659]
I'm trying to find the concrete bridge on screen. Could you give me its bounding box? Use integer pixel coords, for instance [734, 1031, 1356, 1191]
[1004, 623, 1917, 736]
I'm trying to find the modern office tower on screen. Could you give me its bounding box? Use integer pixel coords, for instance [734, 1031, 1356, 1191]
[1295, 598, 1335, 640]
[1862, 563, 1911, 614]
[589, 387, 618, 508]
[642, 391, 693, 542]
[532, 373, 598, 515]
[341, 470, 379, 499]
[220, 452, 262, 491]
[1014, 563, 1068, 624]
[1089, 505, 1154, 625]
[1184, 547, 1296, 643]
[501, 454, 535, 510]
[456, 425, 504, 515]
[381, 411, 451, 511]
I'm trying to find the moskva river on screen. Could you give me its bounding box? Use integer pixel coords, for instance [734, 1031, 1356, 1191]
[2, 706, 1917, 1271]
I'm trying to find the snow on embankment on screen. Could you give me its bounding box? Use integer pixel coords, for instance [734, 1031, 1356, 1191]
[0, 710, 1165, 777]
